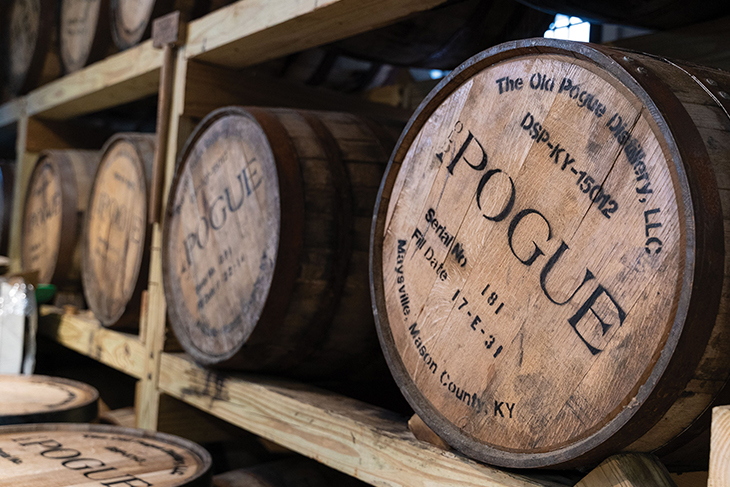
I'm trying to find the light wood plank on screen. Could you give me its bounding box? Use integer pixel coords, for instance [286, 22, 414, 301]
[158, 353, 563, 487]
[710, 405, 730, 486]
[38, 306, 146, 379]
[575, 454, 677, 487]
[26, 40, 163, 120]
[185, 0, 447, 68]
[0, 98, 25, 129]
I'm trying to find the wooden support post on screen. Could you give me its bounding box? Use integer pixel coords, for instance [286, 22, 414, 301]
[710, 405, 730, 487]
[149, 11, 183, 225]
[136, 12, 186, 431]
[575, 454, 677, 487]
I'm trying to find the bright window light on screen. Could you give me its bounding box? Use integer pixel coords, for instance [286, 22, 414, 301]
[544, 14, 591, 42]
[429, 69, 445, 80]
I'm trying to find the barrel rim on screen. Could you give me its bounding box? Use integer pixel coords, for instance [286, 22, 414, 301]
[0, 375, 99, 426]
[0, 422, 213, 486]
[369, 37, 721, 467]
[82, 133, 154, 327]
[109, 0, 159, 51]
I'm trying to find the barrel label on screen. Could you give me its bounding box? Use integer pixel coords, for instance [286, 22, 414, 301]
[22, 161, 62, 283]
[0, 430, 203, 486]
[166, 115, 279, 357]
[382, 55, 681, 450]
[85, 140, 147, 321]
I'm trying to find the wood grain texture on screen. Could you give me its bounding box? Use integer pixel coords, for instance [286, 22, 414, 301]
[370, 38, 730, 468]
[574, 454, 677, 487]
[709, 406, 730, 487]
[60, 0, 114, 73]
[26, 39, 163, 120]
[158, 352, 567, 487]
[38, 306, 147, 379]
[163, 107, 391, 378]
[0, 423, 212, 486]
[83, 133, 154, 328]
[0, 374, 98, 425]
[185, 0, 449, 68]
[21, 150, 99, 287]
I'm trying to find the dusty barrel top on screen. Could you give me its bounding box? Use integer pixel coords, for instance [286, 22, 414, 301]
[0, 375, 98, 425]
[371, 38, 730, 468]
[0, 423, 213, 486]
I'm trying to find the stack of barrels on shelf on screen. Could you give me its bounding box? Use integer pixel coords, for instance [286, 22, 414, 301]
[20, 133, 154, 326]
[370, 38, 730, 468]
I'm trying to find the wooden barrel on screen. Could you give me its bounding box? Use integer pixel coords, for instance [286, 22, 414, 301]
[22, 150, 99, 287]
[163, 107, 393, 378]
[370, 38, 730, 468]
[60, 0, 114, 73]
[1, 0, 60, 96]
[334, 0, 553, 70]
[110, 0, 199, 51]
[0, 162, 16, 256]
[0, 423, 213, 486]
[82, 133, 154, 328]
[0, 375, 98, 425]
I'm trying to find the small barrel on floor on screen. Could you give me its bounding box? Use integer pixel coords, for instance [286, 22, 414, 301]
[0, 423, 213, 486]
[0, 375, 99, 425]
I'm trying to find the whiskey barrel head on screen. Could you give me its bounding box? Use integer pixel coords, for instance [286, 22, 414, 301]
[110, 0, 157, 50]
[4, 0, 54, 94]
[83, 134, 154, 327]
[0, 375, 98, 425]
[22, 150, 99, 286]
[60, 0, 108, 73]
[164, 108, 280, 365]
[22, 155, 66, 284]
[0, 423, 213, 486]
[371, 39, 724, 467]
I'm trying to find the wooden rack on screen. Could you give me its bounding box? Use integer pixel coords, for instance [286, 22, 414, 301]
[3, 2, 728, 486]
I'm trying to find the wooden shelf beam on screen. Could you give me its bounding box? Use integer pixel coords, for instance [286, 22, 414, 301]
[158, 353, 562, 487]
[185, 0, 448, 68]
[26, 41, 163, 120]
[38, 307, 146, 379]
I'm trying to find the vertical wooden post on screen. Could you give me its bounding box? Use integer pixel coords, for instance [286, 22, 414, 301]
[136, 12, 186, 431]
[710, 405, 730, 487]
